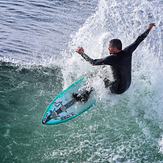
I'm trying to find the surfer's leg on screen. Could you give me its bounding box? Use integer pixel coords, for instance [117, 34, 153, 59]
[103, 78, 120, 94]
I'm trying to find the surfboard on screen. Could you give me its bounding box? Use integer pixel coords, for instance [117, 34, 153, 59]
[42, 76, 96, 125]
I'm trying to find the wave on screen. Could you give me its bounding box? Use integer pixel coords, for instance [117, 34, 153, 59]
[1, 0, 163, 162]
[0, 61, 63, 96]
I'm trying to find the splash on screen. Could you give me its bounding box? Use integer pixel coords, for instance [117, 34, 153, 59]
[61, 0, 162, 84]
[60, 0, 163, 155]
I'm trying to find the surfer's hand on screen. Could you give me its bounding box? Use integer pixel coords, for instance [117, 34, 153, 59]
[147, 23, 155, 30]
[76, 47, 84, 55]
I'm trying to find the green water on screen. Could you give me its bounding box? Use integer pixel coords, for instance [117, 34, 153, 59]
[1, 62, 163, 162]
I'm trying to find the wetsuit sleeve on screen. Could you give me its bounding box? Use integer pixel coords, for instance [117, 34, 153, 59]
[124, 29, 150, 53]
[81, 53, 115, 66]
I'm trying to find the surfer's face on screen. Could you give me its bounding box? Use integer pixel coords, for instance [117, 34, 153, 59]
[108, 43, 116, 54]
[108, 43, 119, 54]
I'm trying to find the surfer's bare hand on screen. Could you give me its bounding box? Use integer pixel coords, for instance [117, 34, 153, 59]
[76, 47, 84, 54]
[147, 23, 155, 30]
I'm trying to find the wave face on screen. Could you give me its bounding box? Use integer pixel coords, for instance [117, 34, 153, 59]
[1, 0, 163, 162]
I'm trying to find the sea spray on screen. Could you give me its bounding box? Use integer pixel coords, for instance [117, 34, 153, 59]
[60, 0, 163, 158]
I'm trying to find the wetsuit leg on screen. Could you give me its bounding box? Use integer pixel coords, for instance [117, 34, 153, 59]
[103, 78, 120, 94]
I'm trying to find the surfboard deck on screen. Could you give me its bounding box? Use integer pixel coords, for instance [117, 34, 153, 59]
[42, 76, 96, 125]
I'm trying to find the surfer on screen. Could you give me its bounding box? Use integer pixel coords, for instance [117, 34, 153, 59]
[73, 23, 155, 102]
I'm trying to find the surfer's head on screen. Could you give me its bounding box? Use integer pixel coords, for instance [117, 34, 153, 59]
[108, 39, 122, 54]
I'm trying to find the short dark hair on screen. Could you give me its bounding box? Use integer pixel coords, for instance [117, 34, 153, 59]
[109, 39, 122, 51]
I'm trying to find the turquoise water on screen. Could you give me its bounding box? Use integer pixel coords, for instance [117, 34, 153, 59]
[1, 0, 163, 162]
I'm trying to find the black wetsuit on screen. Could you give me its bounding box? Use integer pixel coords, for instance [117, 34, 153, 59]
[80, 29, 151, 94]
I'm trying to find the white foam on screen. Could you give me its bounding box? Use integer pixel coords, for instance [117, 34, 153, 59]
[60, 0, 163, 155]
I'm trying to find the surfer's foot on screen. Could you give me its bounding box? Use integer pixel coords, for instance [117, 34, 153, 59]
[72, 92, 89, 103]
[72, 89, 93, 103]
[72, 93, 83, 101]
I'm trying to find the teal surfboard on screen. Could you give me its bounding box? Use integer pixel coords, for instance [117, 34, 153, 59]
[42, 76, 96, 125]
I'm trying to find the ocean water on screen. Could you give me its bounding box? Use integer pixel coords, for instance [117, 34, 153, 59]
[1, 0, 163, 162]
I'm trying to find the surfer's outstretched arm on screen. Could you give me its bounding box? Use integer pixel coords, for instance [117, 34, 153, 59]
[123, 23, 155, 53]
[75, 46, 97, 65]
[76, 47, 115, 66]
[75, 23, 156, 65]
[135, 23, 155, 44]
[75, 47, 95, 65]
